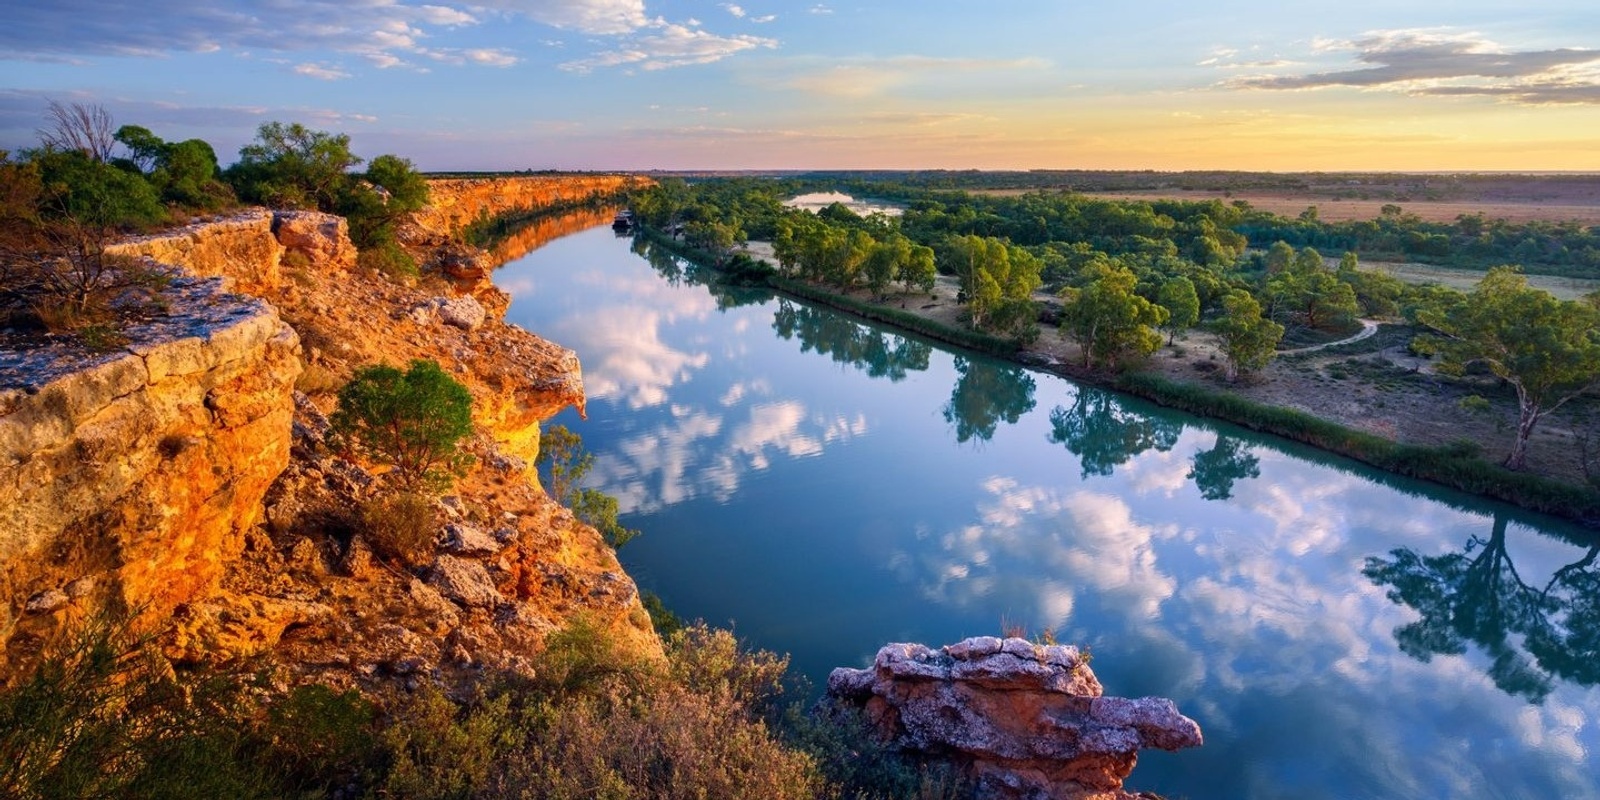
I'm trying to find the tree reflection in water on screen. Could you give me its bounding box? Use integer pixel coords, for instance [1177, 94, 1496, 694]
[1187, 435, 1261, 501]
[942, 356, 1037, 444]
[1047, 387, 1181, 478]
[771, 298, 932, 382]
[634, 238, 772, 309]
[1364, 514, 1600, 703]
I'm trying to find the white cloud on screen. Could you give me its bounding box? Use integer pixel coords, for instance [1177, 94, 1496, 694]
[1, 1, 780, 77]
[469, 0, 649, 35]
[560, 21, 776, 73]
[721, 3, 746, 18]
[293, 62, 351, 80]
[0, 1, 521, 75]
[1227, 28, 1600, 105]
[415, 4, 477, 26]
[464, 48, 519, 67]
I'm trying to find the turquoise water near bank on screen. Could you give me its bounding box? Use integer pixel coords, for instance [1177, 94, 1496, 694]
[498, 223, 1599, 799]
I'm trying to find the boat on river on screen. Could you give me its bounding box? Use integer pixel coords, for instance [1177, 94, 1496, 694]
[611, 209, 635, 230]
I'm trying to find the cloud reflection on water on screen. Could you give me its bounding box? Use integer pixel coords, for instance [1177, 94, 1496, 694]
[594, 396, 870, 514]
[891, 458, 1599, 797]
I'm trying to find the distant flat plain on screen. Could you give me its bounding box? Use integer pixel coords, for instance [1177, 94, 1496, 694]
[1083, 191, 1600, 225]
[1072, 175, 1600, 299]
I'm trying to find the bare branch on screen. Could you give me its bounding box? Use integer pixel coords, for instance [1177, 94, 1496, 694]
[38, 101, 116, 163]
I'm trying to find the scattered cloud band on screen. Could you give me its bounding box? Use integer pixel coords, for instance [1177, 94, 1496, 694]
[1227, 30, 1600, 105]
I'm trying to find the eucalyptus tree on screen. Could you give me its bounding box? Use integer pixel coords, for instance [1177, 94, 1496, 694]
[1213, 289, 1284, 382]
[1415, 266, 1600, 470]
[945, 234, 1041, 334]
[1058, 263, 1167, 370]
[898, 241, 937, 296]
[1156, 276, 1200, 344]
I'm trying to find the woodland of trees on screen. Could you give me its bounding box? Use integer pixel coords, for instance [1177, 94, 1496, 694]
[628, 176, 1600, 476]
[1, 102, 431, 341]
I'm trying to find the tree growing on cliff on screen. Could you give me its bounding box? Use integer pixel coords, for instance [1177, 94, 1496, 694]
[226, 122, 361, 211]
[38, 100, 115, 163]
[340, 154, 430, 251]
[226, 122, 428, 275]
[536, 424, 640, 548]
[112, 125, 233, 211]
[331, 359, 474, 493]
[3, 148, 168, 334]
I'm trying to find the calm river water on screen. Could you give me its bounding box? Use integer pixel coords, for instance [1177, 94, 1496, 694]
[498, 222, 1599, 799]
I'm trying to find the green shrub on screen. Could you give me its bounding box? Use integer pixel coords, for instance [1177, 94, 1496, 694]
[373, 685, 515, 800]
[665, 625, 791, 717]
[331, 359, 473, 493]
[788, 700, 969, 800]
[357, 239, 419, 281]
[481, 620, 823, 800]
[0, 620, 302, 800]
[641, 591, 684, 638]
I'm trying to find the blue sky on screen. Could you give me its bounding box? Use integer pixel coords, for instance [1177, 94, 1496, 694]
[3, 1, 1598, 170]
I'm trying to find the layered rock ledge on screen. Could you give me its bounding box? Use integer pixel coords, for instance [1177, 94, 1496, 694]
[404, 174, 647, 245]
[0, 272, 300, 670]
[828, 637, 1203, 800]
[3, 192, 651, 682]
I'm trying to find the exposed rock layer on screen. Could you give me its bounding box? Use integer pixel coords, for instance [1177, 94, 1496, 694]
[405, 175, 647, 246]
[3, 181, 659, 681]
[828, 637, 1203, 800]
[0, 272, 300, 671]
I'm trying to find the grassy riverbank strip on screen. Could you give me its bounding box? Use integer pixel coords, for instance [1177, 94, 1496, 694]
[640, 228, 1600, 527]
[1112, 373, 1600, 523]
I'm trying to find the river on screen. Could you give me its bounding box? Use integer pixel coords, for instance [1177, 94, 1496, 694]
[496, 221, 1599, 799]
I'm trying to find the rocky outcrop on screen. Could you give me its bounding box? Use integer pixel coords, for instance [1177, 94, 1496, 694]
[272, 210, 358, 273]
[0, 274, 300, 672]
[828, 637, 1203, 800]
[106, 210, 285, 295]
[104, 209, 359, 296]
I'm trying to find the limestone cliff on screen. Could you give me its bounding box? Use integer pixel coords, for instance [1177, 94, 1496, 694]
[0, 272, 300, 673]
[405, 174, 648, 246]
[2, 179, 660, 685]
[483, 206, 619, 265]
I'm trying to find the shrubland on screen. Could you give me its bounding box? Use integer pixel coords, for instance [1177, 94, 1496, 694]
[0, 613, 964, 800]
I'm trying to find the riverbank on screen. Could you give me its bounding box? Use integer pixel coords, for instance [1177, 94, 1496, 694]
[643, 228, 1600, 527]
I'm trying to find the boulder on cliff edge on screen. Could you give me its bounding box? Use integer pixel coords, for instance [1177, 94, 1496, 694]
[826, 637, 1202, 800]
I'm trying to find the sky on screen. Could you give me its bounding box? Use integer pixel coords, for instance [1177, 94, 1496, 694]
[3, 1, 1599, 171]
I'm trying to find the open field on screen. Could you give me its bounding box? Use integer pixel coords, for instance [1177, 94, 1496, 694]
[954, 172, 1600, 224]
[1364, 260, 1600, 300]
[1081, 191, 1600, 224]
